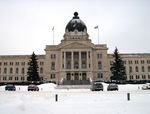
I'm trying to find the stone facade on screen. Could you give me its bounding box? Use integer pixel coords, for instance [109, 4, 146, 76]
[0, 12, 150, 84]
[0, 55, 45, 83]
[109, 54, 150, 81]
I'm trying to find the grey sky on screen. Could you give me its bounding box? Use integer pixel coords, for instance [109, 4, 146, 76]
[0, 0, 150, 55]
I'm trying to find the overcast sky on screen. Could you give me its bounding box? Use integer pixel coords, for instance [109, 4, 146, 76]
[0, 0, 150, 55]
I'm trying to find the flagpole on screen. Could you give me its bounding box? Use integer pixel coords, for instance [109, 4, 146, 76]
[98, 27, 99, 44]
[52, 27, 54, 45]
[94, 26, 99, 44]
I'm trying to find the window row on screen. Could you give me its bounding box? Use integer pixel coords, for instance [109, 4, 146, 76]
[0, 76, 26, 81]
[129, 75, 150, 80]
[128, 66, 150, 73]
[0, 61, 44, 66]
[0, 67, 43, 74]
[124, 60, 150, 65]
[1, 76, 44, 81]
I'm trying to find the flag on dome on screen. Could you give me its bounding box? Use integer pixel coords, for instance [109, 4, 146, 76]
[94, 26, 98, 29]
[52, 26, 54, 31]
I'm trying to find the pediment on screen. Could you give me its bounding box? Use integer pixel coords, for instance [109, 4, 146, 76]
[60, 42, 93, 49]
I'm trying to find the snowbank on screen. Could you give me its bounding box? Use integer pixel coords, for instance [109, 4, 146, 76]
[0, 83, 150, 114]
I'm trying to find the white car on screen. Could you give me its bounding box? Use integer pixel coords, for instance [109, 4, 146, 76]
[142, 83, 150, 90]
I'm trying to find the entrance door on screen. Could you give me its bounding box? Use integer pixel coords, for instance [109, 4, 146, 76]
[82, 73, 87, 80]
[66, 73, 71, 80]
[74, 73, 79, 80]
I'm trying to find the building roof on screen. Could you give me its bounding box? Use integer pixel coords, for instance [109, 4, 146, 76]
[0, 55, 45, 60]
[65, 12, 87, 32]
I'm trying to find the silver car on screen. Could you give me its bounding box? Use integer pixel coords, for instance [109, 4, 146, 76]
[107, 83, 118, 91]
[142, 83, 150, 90]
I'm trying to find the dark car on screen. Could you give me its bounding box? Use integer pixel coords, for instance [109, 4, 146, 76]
[5, 84, 16, 91]
[107, 83, 118, 91]
[90, 81, 103, 91]
[28, 84, 39, 91]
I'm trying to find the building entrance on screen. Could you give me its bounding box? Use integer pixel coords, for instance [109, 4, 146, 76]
[66, 73, 71, 80]
[74, 73, 79, 80]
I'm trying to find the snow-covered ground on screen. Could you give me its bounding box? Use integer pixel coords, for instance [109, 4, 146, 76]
[0, 83, 150, 114]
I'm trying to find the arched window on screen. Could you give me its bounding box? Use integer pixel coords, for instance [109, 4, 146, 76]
[135, 66, 139, 72]
[16, 68, 19, 74]
[142, 66, 145, 72]
[4, 68, 7, 74]
[129, 66, 132, 73]
[22, 68, 25, 74]
[148, 66, 150, 72]
[10, 68, 13, 74]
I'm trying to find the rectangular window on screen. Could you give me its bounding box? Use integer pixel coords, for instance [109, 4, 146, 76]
[15, 77, 18, 80]
[3, 77, 7, 80]
[147, 60, 150, 64]
[21, 77, 25, 81]
[135, 60, 139, 64]
[88, 51, 90, 58]
[39, 62, 44, 66]
[50, 74, 56, 79]
[21, 62, 25, 66]
[141, 60, 145, 64]
[142, 75, 146, 79]
[62, 52, 64, 59]
[51, 62, 55, 70]
[4, 62, 8, 66]
[98, 61, 102, 70]
[97, 53, 102, 59]
[9, 62, 13, 66]
[98, 73, 103, 78]
[129, 75, 133, 80]
[51, 54, 56, 59]
[9, 77, 13, 80]
[15, 62, 19, 66]
[136, 75, 140, 79]
[148, 66, 150, 72]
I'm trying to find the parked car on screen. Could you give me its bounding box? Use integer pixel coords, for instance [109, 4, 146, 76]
[142, 83, 150, 90]
[107, 83, 118, 91]
[90, 81, 103, 91]
[5, 84, 16, 91]
[28, 84, 39, 91]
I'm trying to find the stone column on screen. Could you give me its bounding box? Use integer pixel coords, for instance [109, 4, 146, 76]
[64, 51, 66, 69]
[86, 51, 88, 69]
[60, 52, 62, 69]
[79, 51, 81, 69]
[71, 52, 74, 69]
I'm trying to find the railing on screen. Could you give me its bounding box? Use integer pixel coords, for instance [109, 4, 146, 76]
[62, 80, 90, 85]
